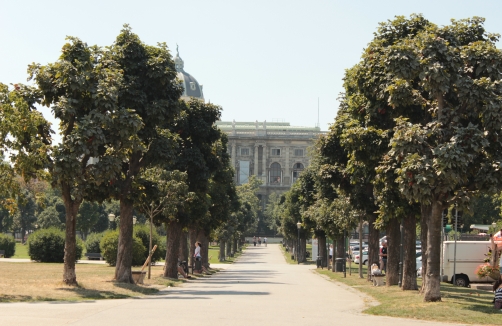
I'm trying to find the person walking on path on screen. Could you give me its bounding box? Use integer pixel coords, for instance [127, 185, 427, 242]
[258, 237, 262, 246]
[264, 237, 267, 247]
[253, 236, 257, 246]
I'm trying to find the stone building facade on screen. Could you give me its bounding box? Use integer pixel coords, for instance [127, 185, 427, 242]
[216, 120, 322, 204]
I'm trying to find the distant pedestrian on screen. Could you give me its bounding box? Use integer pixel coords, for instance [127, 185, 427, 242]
[380, 241, 388, 272]
[264, 237, 267, 247]
[253, 236, 257, 247]
[258, 237, 262, 246]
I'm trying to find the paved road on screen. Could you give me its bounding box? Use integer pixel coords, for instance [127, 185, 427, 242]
[0, 244, 465, 325]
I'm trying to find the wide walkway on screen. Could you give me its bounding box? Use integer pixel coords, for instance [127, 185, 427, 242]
[0, 244, 464, 325]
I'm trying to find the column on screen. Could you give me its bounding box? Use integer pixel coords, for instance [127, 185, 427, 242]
[254, 144, 259, 176]
[285, 146, 290, 185]
[231, 141, 236, 175]
[262, 144, 267, 185]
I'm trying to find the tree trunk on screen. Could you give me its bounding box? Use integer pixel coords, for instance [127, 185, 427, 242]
[318, 234, 327, 267]
[402, 212, 418, 290]
[232, 237, 238, 253]
[179, 231, 188, 262]
[219, 240, 225, 261]
[115, 198, 134, 283]
[61, 183, 82, 286]
[197, 232, 210, 268]
[386, 218, 400, 286]
[226, 240, 232, 257]
[420, 204, 430, 293]
[334, 235, 344, 272]
[300, 237, 306, 263]
[189, 228, 198, 267]
[423, 200, 442, 302]
[164, 220, 182, 278]
[367, 212, 380, 281]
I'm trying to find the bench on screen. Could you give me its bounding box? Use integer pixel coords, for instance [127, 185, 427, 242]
[0, 250, 4, 258]
[85, 253, 103, 260]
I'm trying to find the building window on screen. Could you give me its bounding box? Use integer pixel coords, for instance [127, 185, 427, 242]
[292, 163, 304, 183]
[269, 162, 281, 184]
[238, 161, 250, 184]
[271, 148, 281, 156]
[190, 82, 196, 90]
[294, 149, 304, 157]
[240, 148, 250, 156]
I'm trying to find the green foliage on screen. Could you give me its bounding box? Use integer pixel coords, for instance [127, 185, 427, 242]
[27, 228, 83, 262]
[99, 230, 146, 266]
[0, 233, 16, 257]
[133, 224, 163, 263]
[85, 232, 105, 253]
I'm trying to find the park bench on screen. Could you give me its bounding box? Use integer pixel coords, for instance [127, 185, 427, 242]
[85, 252, 103, 260]
[0, 250, 4, 258]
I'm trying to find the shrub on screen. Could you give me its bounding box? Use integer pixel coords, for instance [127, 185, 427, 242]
[0, 233, 16, 257]
[85, 232, 105, 253]
[28, 228, 83, 262]
[100, 230, 146, 266]
[133, 224, 163, 263]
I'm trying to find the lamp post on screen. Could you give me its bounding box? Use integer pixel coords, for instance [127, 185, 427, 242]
[108, 213, 115, 230]
[297, 221, 302, 264]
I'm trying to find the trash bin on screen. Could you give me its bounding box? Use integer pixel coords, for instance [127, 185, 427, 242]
[316, 256, 323, 268]
[194, 260, 202, 272]
[334, 258, 344, 272]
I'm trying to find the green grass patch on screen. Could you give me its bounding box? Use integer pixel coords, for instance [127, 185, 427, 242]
[12, 243, 29, 259]
[208, 244, 246, 265]
[317, 268, 501, 325]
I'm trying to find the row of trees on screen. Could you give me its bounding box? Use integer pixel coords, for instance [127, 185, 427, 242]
[0, 26, 258, 285]
[266, 15, 502, 302]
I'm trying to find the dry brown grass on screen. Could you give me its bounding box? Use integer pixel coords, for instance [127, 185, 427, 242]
[0, 262, 186, 302]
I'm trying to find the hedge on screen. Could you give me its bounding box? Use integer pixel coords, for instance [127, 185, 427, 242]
[0, 233, 16, 257]
[100, 230, 146, 266]
[27, 228, 83, 262]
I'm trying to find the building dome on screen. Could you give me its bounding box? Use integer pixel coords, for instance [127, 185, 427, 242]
[174, 45, 204, 101]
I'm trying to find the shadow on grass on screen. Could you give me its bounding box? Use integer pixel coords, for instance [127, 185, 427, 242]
[57, 286, 133, 300]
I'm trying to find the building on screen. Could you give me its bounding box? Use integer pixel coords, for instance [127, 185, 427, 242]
[174, 46, 204, 102]
[216, 120, 322, 203]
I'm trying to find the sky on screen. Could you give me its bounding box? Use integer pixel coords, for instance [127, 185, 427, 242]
[2, 0, 502, 133]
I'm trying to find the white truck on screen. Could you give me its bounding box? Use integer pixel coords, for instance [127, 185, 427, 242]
[441, 240, 495, 287]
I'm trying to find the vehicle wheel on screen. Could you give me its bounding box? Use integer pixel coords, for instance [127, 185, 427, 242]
[363, 260, 368, 266]
[453, 274, 469, 287]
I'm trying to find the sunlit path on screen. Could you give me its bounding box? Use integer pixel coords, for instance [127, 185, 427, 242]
[0, 244, 463, 325]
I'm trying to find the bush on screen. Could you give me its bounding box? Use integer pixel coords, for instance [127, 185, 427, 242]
[0, 234, 16, 257]
[85, 232, 105, 253]
[133, 224, 164, 263]
[27, 228, 83, 262]
[100, 230, 146, 266]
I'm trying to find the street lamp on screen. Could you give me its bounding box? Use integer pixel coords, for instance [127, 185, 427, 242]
[108, 213, 115, 230]
[297, 222, 302, 264]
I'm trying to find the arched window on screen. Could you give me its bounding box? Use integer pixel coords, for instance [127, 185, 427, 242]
[269, 162, 282, 184]
[292, 163, 304, 183]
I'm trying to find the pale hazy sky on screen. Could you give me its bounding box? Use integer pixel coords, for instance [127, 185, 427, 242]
[1, 0, 502, 133]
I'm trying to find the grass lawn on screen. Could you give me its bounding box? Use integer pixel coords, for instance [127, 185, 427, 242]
[0, 262, 194, 302]
[279, 246, 499, 325]
[12, 243, 29, 259]
[208, 244, 246, 265]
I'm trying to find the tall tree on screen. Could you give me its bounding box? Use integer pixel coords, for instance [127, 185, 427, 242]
[104, 26, 182, 283]
[29, 35, 141, 285]
[368, 16, 502, 301]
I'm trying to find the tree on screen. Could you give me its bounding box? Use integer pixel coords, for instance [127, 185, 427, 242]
[105, 26, 182, 283]
[29, 35, 139, 285]
[365, 15, 502, 301]
[77, 201, 103, 239]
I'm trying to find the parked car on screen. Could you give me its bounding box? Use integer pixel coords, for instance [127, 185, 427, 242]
[354, 251, 368, 265]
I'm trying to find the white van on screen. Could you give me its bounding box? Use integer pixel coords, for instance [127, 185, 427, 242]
[442, 241, 494, 287]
